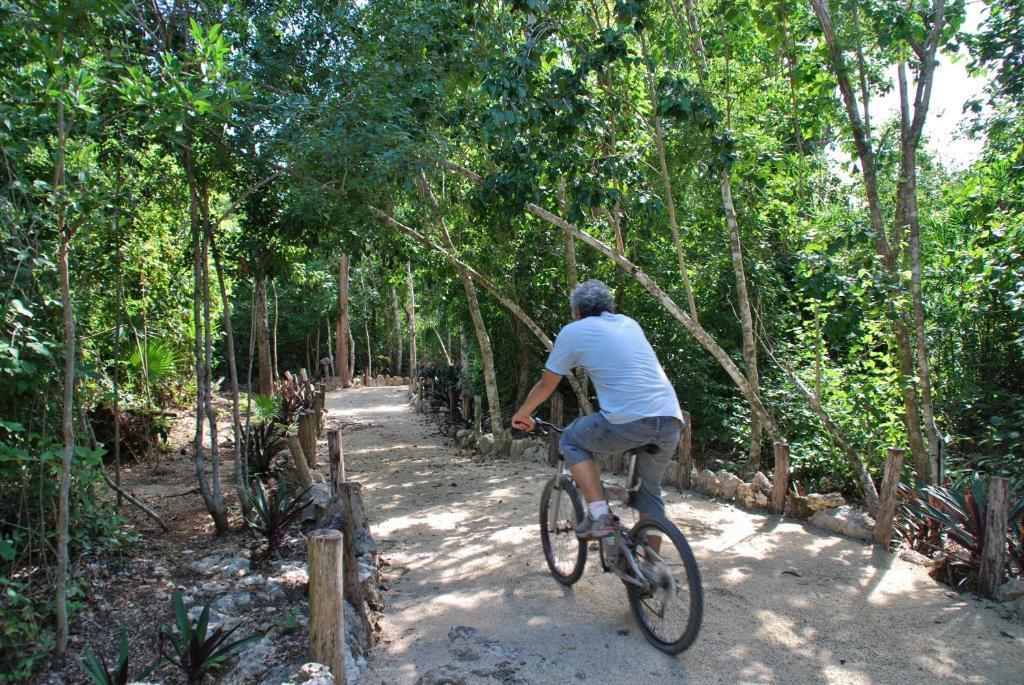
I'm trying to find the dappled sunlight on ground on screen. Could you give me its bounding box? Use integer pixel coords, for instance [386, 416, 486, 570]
[326, 386, 1023, 685]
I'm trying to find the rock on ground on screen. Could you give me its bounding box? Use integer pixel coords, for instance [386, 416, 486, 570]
[810, 505, 875, 541]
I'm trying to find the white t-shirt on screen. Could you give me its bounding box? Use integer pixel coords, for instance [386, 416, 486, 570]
[545, 312, 683, 424]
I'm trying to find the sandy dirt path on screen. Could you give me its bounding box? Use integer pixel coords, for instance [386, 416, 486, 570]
[327, 386, 1021, 685]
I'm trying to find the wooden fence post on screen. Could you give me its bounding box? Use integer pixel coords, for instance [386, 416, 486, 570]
[308, 529, 347, 685]
[547, 391, 563, 466]
[771, 441, 790, 515]
[979, 476, 1009, 600]
[462, 392, 471, 423]
[328, 429, 345, 495]
[448, 387, 458, 423]
[873, 447, 905, 547]
[316, 383, 326, 435]
[286, 435, 313, 489]
[299, 412, 317, 468]
[473, 395, 482, 441]
[678, 410, 692, 489]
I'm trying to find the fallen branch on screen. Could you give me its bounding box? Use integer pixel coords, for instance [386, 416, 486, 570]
[101, 472, 171, 532]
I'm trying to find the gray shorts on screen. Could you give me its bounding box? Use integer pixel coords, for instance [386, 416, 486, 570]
[559, 412, 682, 516]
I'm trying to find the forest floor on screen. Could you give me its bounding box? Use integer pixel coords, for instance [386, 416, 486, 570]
[43, 395, 313, 685]
[334, 386, 1023, 685]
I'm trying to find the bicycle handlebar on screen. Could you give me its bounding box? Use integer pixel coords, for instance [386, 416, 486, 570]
[531, 416, 564, 433]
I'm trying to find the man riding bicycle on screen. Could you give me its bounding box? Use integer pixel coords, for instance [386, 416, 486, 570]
[511, 279, 684, 540]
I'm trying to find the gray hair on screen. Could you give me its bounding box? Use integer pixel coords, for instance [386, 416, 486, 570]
[570, 279, 614, 318]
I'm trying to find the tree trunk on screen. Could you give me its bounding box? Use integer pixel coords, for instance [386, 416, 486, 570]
[557, 178, 589, 413]
[200, 213, 227, 533]
[675, 0, 763, 473]
[405, 260, 417, 379]
[348, 326, 355, 382]
[437, 160, 774, 436]
[639, 31, 699, 324]
[434, 328, 453, 365]
[810, 0, 943, 483]
[336, 254, 352, 388]
[255, 274, 273, 396]
[459, 329, 469, 378]
[271, 280, 280, 381]
[185, 148, 229, 535]
[897, 62, 944, 483]
[369, 207, 592, 414]
[391, 286, 403, 375]
[113, 230, 123, 506]
[364, 319, 372, 382]
[416, 173, 508, 450]
[208, 226, 250, 518]
[326, 318, 336, 377]
[514, 320, 531, 408]
[54, 71, 73, 657]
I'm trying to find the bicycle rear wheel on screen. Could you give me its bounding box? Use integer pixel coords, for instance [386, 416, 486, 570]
[626, 516, 703, 654]
[539, 476, 587, 585]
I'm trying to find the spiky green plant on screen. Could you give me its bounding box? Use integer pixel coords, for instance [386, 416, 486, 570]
[245, 394, 286, 475]
[156, 592, 261, 685]
[80, 627, 132, 685]
[244, 478, 313, 553]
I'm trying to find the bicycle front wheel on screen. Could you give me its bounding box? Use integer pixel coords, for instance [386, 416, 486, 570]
[539, 476, 587, 585]
[626, 516, 703, 654]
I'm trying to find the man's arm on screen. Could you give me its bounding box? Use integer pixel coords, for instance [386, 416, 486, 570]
[511, 370, 563, 431]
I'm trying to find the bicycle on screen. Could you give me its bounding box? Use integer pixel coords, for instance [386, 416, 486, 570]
[532, 416, 703, 654]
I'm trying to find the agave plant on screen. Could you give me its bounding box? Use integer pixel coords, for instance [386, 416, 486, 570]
[917, 474, 1024, 560]
[910, 474, 1024, 587]
[244, 395, 286, 475]
[157, 592, 261, 685]
[81, 626, 133, 685]
[244, 477, 313, 554]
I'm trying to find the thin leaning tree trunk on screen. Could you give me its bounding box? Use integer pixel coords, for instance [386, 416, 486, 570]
[272, 281, 280, 381]
[208, 225, 251, 519]
[676, 0, 763, 471]
[897, 62, 944, 482]
[54, 58, 73, 656]
[811, 0, 941, 482]
[200, 217, 228, 533]
[405, 260, 417, 380]
[416, 173, 508, 451]
[336, 254, 352, 388]
[254, 274, 273, 396]
[326, 318, 335, 376]
[113, 231, 123, 506]
[364, 319, 372, 382]
[438, 160, 774, 435]
[391, 286, 403, 375]
[369, 206, 593, 414]
[639, 31, 699, 324]
[185, 147, 228, 534]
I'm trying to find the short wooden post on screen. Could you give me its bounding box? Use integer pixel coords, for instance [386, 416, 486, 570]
[287, 435, 313, 489]
[547, 391, 563, 466]
[328, 429, 345, 495]
[473, 395, 482, 440]
[308, 529, 347, 685]
[678, 410, 692, 489]
[770, 441, 790, 515]
[299, 412, 317, 468]
[462, 392, 472, 423]
[979, 476, 1009, 600]
[316, 383, 326, 434]
[448, 387, 458, 423]
[873, 447, 905, 547]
